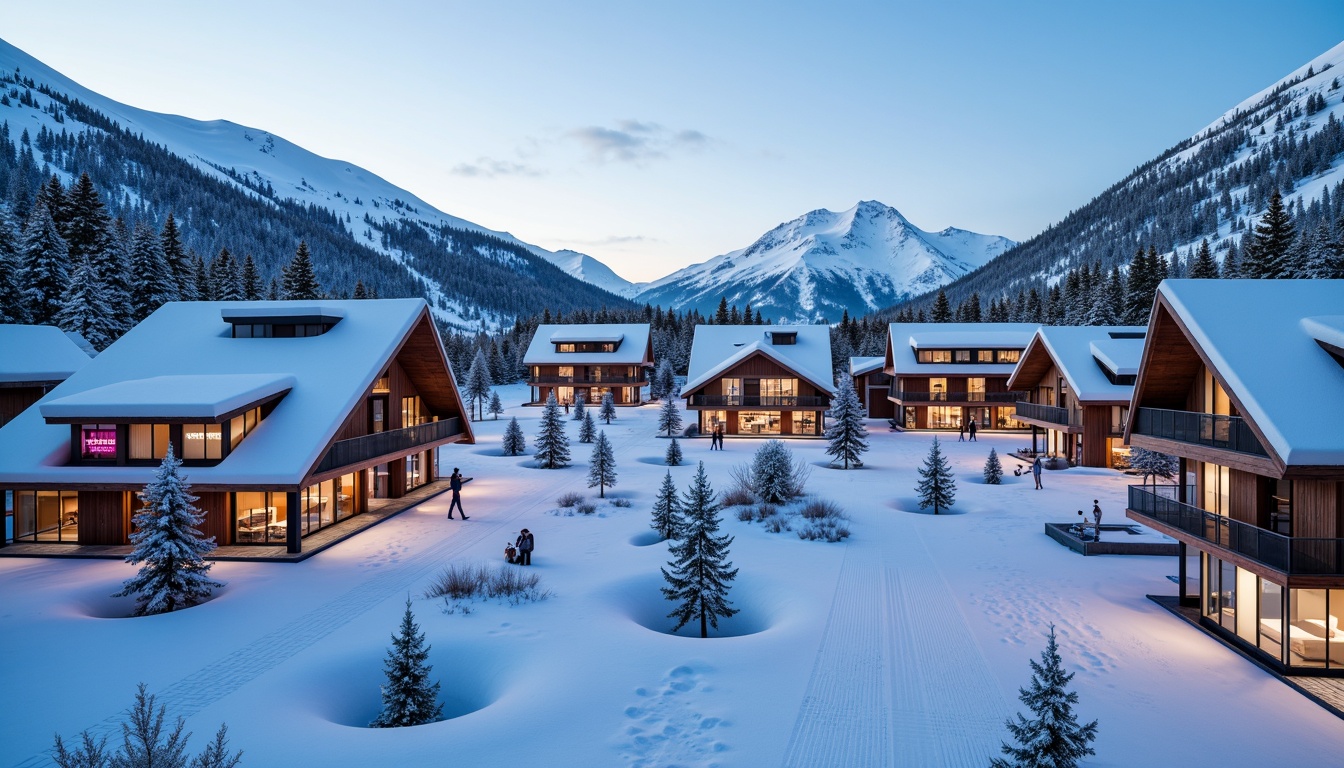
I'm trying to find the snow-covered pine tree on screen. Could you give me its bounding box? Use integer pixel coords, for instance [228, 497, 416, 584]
[97, 218, 135, 336]
[502, 416, 526, 456]
[0, 208, 26, 323]
[211, 248, 243, 301]
[824, 377, 869, 469]
[352, 279, 368, 299]
[1302, 219, 1344, 279]
[464, 348, 492, 421]
[114, 445, 223, 616]
[991, 625, 1098, 768]
[572, 394, 586, 422]
[128, 222, 177, 323]
[915, 436, 956, 514]
[654, 358, 676, 399]
[587, 430, 617, 498]
[191, 253, 211, 301]
[19, 201, 70, 325]
[488, 391, 504, 420]
[160, 212, 193, 299]
[599, 391, 617, 424]
[1129, 447, 1178, 489]
[649, 360, 667, 400]
[651, 470, 683, 540]
[752, 440, 796, 504]
[579, 410, 596, 443]
[370, 598, 443, 728]
[931, 289, 953, 322]
[56, 683, 242, 768]
[282, 240, 322, 300]
[1248, 189, 1296, 279]
[658, 395, 683, 437]
[665, 437, 683, 466]
[533, 392, 570, 469]
[984, 447, 1004, 485]
[56, 253, 117, 351]
[240, 254, 262, 300]
[661, 462, 738, 638]
[1188, 238, 1220, 279]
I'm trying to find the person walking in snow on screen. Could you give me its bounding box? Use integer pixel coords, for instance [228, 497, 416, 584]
[1032, 456, 1043, 490]
[713, 426, 723, 450]
[958, 421, 966, 442]
[515, 528, 534, 565]
[447, 468, 469, 520]
[968, 420, 978, 441]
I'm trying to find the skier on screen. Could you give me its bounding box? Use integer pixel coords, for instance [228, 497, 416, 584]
[446, 468, 468, 520]
[968, 420, 978, 441]
[1032, 456, 1043, 490]
[515, 528, 534, 565]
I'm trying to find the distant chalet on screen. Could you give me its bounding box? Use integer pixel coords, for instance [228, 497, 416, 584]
[522, 323, 654, 406]
[0, 299, 473, 555]
[849, 356, 894, 420]
[683, 325, 836, 437]
[884, 322, 1037, 432]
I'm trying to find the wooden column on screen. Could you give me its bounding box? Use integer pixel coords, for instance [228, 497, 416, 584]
[286, 491, 301, 554]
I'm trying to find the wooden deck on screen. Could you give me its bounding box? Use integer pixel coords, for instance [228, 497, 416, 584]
[0, 479, 454, 563]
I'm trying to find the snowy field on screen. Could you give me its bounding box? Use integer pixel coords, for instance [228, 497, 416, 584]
[3, 383, 1343, 767]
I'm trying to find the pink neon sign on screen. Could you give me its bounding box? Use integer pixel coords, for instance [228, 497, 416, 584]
[82, 428, 117, 459]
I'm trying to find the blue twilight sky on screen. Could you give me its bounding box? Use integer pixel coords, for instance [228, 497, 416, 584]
[6, 2, 1344, 282]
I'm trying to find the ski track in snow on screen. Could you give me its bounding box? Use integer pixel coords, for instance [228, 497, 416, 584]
[782, 516, 1009, 768]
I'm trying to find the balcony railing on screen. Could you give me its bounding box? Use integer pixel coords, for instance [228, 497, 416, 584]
[890, 390, 1026, 403]
[686, 395, 831, 408]
[1013, 401, 1084, 427]
[314, 417, 463, 474]
[528, 375, 644, 385]
[1128, 485, 1344, 576]
[1133, 407, 1269, 457]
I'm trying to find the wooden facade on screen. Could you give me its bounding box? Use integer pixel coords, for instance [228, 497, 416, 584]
[527, 365, 646, 407]
[1010, 353, 1127, 468]
[853, 369, 895, 420]
[0, 385, 54, 428]
[888, 374, 1024, 432]
[684, 351, 829, 438]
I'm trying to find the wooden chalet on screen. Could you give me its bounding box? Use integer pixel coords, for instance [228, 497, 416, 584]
[849, 356, 895, 420]
[883, 323, 1037, 431]
[522, 324, 653, 406]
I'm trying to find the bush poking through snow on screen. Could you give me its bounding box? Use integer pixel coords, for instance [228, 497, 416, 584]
[576, 502, 597, 515]
[371, 598, 443, 728]
[556, 491, 584, 508]
[610, 497, 632, 508]
[764, 516, 791, 534]
[52, 683, 241, 768]
[754, 503, 778, 521]
[425, 563, 550, 605]
[799, 499, 843, 520]
[798, 518, 850, 542]
[991, 624, 1098, 768]
[736, 507, 754, 522]
[721, 468, 756, 507]
[984, 448, 1004, 485]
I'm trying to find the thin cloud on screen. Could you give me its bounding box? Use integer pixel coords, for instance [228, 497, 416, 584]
[450, 157, 544, 178]
[569, 120, 710, 164]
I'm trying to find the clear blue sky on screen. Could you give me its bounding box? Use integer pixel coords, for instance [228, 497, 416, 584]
[6, 1, 1343, 281]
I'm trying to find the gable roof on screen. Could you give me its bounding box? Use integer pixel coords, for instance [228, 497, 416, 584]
[850, 356, 885, 377]
[0, 299, 471, 488]
[886, 322, 1039, 376]
[522, 323, 653, 365]
[0, 324, 94, 384]
[684, 325, 836, 395]
[40, 374, 295, 421]
[1007, 326, 1146, 403]
[1143, 279, 1344, 466]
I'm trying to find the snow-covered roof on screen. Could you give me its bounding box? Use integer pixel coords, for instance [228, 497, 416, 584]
[0, 299, 465, 488]
[39, 374, 295, 421]
[886, 323, 1039, 376]
[1156, 280, 1344, 466]
[522, 324, 652, 366]
[0, 325, 94, 384]
[220, 304, 346, 323]
[850, 356, 885, 377]
[1009, 326, 1146, 403]
[684, 325, 837, 395]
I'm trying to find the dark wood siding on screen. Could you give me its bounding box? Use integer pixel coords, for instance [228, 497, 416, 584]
[196, 492, 232, 545]
[1228, 468, 1273, 528]
[0, 386, 49, 428]
[1294, 479, 1344, 539]
[1081, 405, 1111, 468]
[78, 491, 129, 545]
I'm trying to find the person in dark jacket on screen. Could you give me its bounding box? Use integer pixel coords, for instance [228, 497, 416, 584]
[1032, 456, 1043, 489]
[447, 468, 468, 520]
[958, 422, 966, 441]
[515, 529, 534, 565]
[1092, 499, 1102, 537]
[967, 420, 977, 441]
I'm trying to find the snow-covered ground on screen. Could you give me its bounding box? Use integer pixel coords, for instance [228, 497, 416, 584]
[3, 384, 1342, 767]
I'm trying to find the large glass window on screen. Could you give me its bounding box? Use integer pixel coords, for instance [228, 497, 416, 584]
[965, 407, 990, 429]
[759, 378, 797, 402]
[1219, 559, 1237, 632]
[1201, 462, 1230, 515]
[555, 387, 574, 404]
[405, 451, 428, 491]
[996, 350, 1021, 363]
[977, 350, 995, 363]
[967, 378, 986, 398]
[917, 350, 953, 363]
[401, 395, 425, 427]
[722, 378, 743, 398]
[929, 378, 947, 401]
[129, 424, 172, 460]
[234, 491, 287, 545]
[183, 424, 223, 460]
[336, 473, 357, 522]
[738, 411, 781, 435]
[1259, 580, 1284, 660]
[558, 366, 574, 379]
[954, 350, 971, 363]
[12, 490, 79, 542]
[791, 411, 818, 436]
[1288, 589, 1329, 668]
[229, 408, 261, 451]
[701, 410, 727, 434]
[997, 406, 1027, 430]
[80, 424, 118, 461]
[927, 406, 960, 429]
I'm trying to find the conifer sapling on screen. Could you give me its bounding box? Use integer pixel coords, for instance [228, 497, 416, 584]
[915, 436, 956, 514]
[984, 447, 1004, 485]
[587, 430, 617, 498]
[502, 417, 526, 456]
[658, 395, 683, 437]
[488, 390, 504, 420]
[600, 391, 617, 424]
[533, 392, 570, 469]
[651, 470, 683, 541]
[662, 462, 738, 638]
[371, 598, 443, 728]
[991, 625, 1098, 768]
[579, 410, 596, 444]
[665, 436, 683, 466]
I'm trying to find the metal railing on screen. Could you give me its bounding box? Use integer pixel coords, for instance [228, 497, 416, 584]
[686, 395, 830, 408]
[890, 390, 1026, 403]
[1013, 401, 1084, 427]
[1128, 485, 1344, 576]
[527, 375, 644, 384]
[315, 417, 463, 474]
[1133, 407, 1269, 457]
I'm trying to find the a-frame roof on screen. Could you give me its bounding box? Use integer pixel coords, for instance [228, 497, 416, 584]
[684, 325, 836, 395]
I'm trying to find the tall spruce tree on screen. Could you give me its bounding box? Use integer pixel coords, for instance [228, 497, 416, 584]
[533, 392, 570, 469]
[579, 410, 596, 443]
[63, 173, 110, 266]
[931, 289, 953, 322]
[658, 395, 683, 437]
[915, 436, 956, 514]
[501, 416, 527, 456]
[587, 430, 617, 498]
[1248, 189, 1296, 278]
[662, 462, 738, 638]
[114, 445, 223, 616]
[282, 240, 321, 300]
[0, 207, 27, 323]
[240, 254, 262, 300]
[19, 201, 71, 325]
[211, 248, 243, 301]
[651, 470, 683, 540]
[159, 213, 192, 298]
[1188, 238, 1220, 279]
[464, 349, 492, 421]
[599, 391, 617, 424]
[191, 252, 211, 301]
[370, 598, 443, 728]
[56, 253, 117, 351]
[991, 625, 1098, 768]
[97, 218, 134, 336]
[1302, 219, 1343, 278]
[128, 222, 177, 322]
[824, 377, 869, 469]
[1221, 238, 1242, 278]
[54, 683, 242, 768]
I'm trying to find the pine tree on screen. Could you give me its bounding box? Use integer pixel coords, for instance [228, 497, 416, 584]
[658, 395, 683, 437]
[501, 417, 527, 456]
[824, 377, 869, 468]
[587, 430, 617, 498]
[0, 207, 28, 323]
[97, 218, 134, 336]
[57, 253, 117, 351]
[1222, 238, 1242, 278]
[931, 289, 953, 322]
[714, 295, 729, 324]
[265, 276, 280, 301]
[63, 173, 111, 266]
[599, 391, 617, 424]
[915, 436, 956, 514]
[752, 440, 796, 504]
[191, 253, 211, 301]
[656, 358, 677, 398]
[128, 223, 177, 322]
[651, 470, 683, 540]
[114, 445, 223, 616]
[662, 462, 738, 638]
[579, 410, 596, 443]
[572, 394, 586, 422]
[1248, 189, 1296, 278]
[1188, 238, 1220, 279]
[487, 391, 504, 420]
[370, 598, 443, 728]
[240, 254, 262, 300]
[352, 279, 368, 299]
[54, 684, 241, 768]
[984, 447, 1004, 485]
[19, 201, 71, 325]
[159, 213, 192, 298]
[464, 349, 492, 421]
[991, 625, 1098, 768]
[665, 436, 683, 466]
[211, 248, 243, 301]
[281, 240, 321, 300]
[533, 392, 570, 468]
[1302, 219, 1343, 278]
